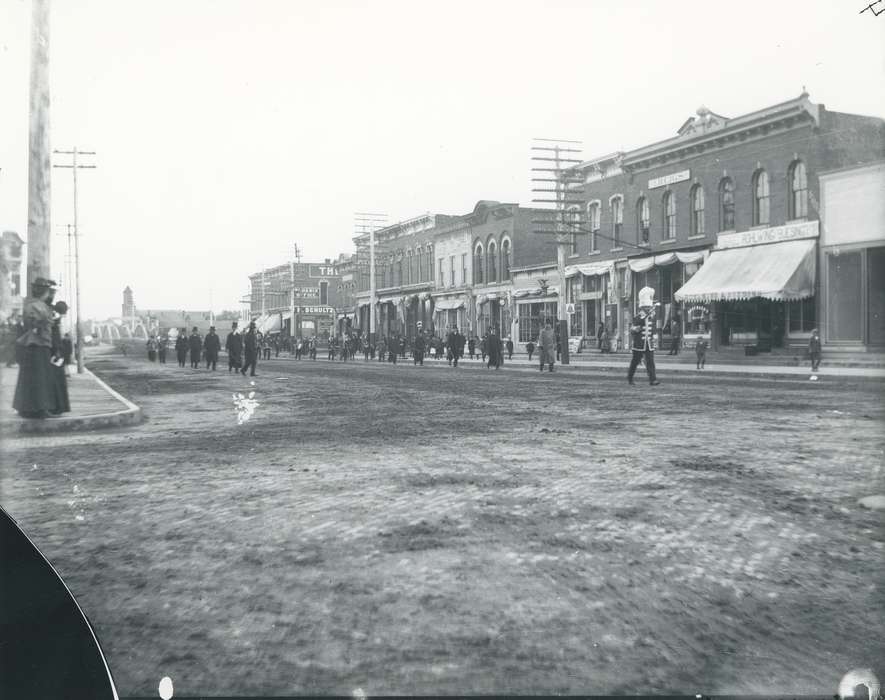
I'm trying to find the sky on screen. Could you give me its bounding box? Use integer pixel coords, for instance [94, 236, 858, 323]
[1, 0, 883, 320]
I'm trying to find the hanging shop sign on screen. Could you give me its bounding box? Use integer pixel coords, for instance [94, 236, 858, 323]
[648, 169, 690, 190]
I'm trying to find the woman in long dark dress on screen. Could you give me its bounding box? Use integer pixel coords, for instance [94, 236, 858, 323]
[49, 301, 71, 415]
[12, 278, 58, 418]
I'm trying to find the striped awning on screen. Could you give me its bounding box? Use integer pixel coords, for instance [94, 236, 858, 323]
[674, 239, 815, 303]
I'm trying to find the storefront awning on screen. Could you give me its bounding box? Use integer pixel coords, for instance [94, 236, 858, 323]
[564, 261, 613, 278]
[513, 286, 559, 299]
[434, 299, 464, 311]
[674, 239, 815, 303]
[629, 250, 706, 273]
[259, 314, 281, 334]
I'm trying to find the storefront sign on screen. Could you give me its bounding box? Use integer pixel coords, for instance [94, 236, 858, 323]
[296, 306, 335, 314]
[308, 265, 339, 278]
[717, 220, 819, 249]
[578, 291, 604, 301]
[293, 288, 320, 297]
[648, 169, 690, 190]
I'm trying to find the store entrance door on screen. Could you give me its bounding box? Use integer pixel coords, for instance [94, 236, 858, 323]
[869, 247, 885, 346]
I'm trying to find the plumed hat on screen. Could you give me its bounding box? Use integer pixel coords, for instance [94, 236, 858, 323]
[638, 286, 656, 308]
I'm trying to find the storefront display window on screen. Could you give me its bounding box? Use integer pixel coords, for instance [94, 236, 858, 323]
[787, 297, 815, 333]
[828, 252, 862, 341]
[518, 301, 557, 343]
[685, 304, 710, 334]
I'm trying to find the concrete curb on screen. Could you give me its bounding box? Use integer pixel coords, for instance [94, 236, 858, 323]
[18, 367, 143, 434]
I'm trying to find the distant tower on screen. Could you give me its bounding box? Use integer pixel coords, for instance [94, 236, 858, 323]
[122, 286, 134, 318]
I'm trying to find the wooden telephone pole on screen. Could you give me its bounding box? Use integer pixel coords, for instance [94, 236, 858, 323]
[531, 138, 584, 365]
[53, 147, 96, 374]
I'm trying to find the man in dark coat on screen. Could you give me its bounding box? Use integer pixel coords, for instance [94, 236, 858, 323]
[157, 335, 167, 363]
[446, 327, 463, 368]
[487, 328, 503, 369]
[226, 321, 243, 372]
[505, 336, 514, 360]
[628, 286, 660, 386]
[241, 321, 259, 377]
[175, 328, 188, 367]
[188, 327, 203, 369]
[412, 331, 425, 366]
[668, 313, 682, 355]
[204, 326, 221, 370]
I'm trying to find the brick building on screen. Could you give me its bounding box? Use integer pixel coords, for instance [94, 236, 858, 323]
[247, 260, 343, 341]
[563, 92, 885, 352]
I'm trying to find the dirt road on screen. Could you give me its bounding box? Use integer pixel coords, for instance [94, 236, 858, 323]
[2, 355, 883, 696]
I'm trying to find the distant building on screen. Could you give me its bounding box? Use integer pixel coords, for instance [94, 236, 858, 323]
[0, 231, 25, 321]
[122, 286, 135, 319]
[246, 259, 343, 341]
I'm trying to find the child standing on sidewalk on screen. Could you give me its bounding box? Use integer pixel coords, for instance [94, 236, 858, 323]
[695, 336, 708, 369]
[808, 328, 822, 371]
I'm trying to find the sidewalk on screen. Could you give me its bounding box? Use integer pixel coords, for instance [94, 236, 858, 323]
[275, 352, 885, 378]
[0, 365, 142, 434]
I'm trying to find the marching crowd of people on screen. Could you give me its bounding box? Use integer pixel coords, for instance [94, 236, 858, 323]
[4, 285, 830, 421]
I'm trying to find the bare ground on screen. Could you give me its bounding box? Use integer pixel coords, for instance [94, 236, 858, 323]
[2, 355, 883, 696]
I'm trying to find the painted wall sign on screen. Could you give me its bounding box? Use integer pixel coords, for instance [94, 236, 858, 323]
[648, 169, 691, 190]
[717, 220, 819, 250]
[308, 265, 339, 277]
[296, 306, 335, 314]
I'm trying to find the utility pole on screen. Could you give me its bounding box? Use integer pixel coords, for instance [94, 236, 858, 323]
[54, 223, 76, 336]
[27, 0, 52, 289]
[532, 138, 584, 365]
[354, 213, 387, 346]
[53, 147, 96, 374]
[290, 243, 301, 343]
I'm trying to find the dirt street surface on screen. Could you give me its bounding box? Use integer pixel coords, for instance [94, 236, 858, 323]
[2, 355, 884, 696]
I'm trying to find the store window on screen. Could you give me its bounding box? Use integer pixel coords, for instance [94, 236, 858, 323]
[487, 240, 497, 282]
[566, 207, 579, 254]
[518, 301, 557, 343]
[501, 238, 511, 280]
[474, 243, 484, 285]
[637, 197, 650, 244]
[788, 297, 816, 333]
[753, 169, 770, 226]
[719, 177, 735, 231]
[690, 185, 705, 236]
[588, 202, 601, 252]
[788, 160, 808, 220]
[612, 197, 623, 247]
[663, 191, 676, 239]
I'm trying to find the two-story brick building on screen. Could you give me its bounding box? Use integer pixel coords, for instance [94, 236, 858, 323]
[247, 259, 343, 342]
[564, 92, 885, 352]
[433, 200, 554, 341]
[353, 213, 455, 342]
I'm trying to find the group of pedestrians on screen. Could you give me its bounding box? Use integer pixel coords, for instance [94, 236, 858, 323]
[144, 321, 264, 377]
[9, 278, 73, 419]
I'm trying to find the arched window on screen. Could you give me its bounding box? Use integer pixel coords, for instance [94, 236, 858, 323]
[416, 247, 423, 283]
[473, 243, 484, 285]
[501, 238, 511, 280]
[396, 255, 404, 286]
[663, 191, 676, 239]
[487, 239, 497, 282]
[753, 169, 770, 226]
[427, 245, 434, 281]
[788, 160, 808, 219]
[611, 196, 623, 247]
[690, 185, 705, 236]
[637, 197, 650, 244]
[406, 250, 413, 285]
[719, 177, 735, 231]
[588, 201, 601, 251]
